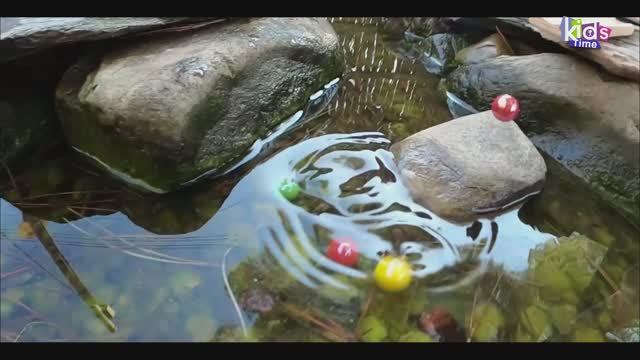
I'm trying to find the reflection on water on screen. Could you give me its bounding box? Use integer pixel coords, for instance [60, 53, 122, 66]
[1, 17, 638, 342]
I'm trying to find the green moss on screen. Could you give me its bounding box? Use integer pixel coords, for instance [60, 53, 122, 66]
[408, 291, 429, 317]
[47, 166, 66, 188]
[397, 330, 433, 342]
[358, 316, 388, 342]
[4, 288, 24, 303]
[316, 275, 363, 304]
[213, 326, 257, 342]
[27, 290, 61, 313]
[549, 304, 577, 335]
[519, 305, 552, 341]
[170, 271, 201, 297]
[186, 315, 216, 342]
[0, 92, 62, 170]
[514, 325, 535, 342]
[528, 233, 606, 305]
[0, 300, 14, 317]
[598, 311, 612, 330]
[470, 302, 504, 342]
[573, 327, 605, 342]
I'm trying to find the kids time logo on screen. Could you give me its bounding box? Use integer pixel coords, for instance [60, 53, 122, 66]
[560, 17, 612, 49]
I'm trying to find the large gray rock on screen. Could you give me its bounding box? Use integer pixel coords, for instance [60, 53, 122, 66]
[438, 17, 640, 81]
[0, 17, 224, 63]
[391, 111, 547, 222]
[528, 18, 640, 82]
[56, 17, 344, 193]
[442, 53, 640, 223]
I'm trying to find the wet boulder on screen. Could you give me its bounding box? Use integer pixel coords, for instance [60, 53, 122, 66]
[0, 17, 223, 63]
[391, 110, 546, 222]
[56, 17, 345, 193]
[442, 53, 640, 223]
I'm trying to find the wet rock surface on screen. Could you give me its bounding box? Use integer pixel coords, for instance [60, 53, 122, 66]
[0, 17, 225, 63]
[443, 53, 640, 223]
[391, 110, 547, 222]
[55, 17, 344, 193]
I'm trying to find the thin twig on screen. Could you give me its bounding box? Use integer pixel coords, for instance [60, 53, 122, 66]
[130, 18, 228, 37]
[222, 247, 248, 338]
[0, 297, 43, 320]
[489, 271, 505, 301]
[358, 290, 374, 325]
[280, 303, 356, 342]
[585, 256, 619, 293]
[64, 209, 216, 267]
[1, 265, 30, 280]
[1, 331, 18, 342]
[467, 287, 480, 343]
[13, 321, 59, 342]
[0, 159, 21, 198]
[7, 242, 74, 292]
[15, 199, 116, 206]
[495, 26, 515, 55]
[70, 164, 100, 177]
[281, 303, 336, 334]
[68, 206, 117, 212]
[20, 190, 121, 201]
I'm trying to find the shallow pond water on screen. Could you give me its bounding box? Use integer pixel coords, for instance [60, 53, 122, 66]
[1, 17, 638, 342]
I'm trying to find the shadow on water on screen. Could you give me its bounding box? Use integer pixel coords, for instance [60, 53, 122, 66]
[1, 17, 638, 342]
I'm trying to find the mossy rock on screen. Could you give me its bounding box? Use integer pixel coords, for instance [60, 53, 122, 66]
[528, 233, 607, 305]
[442, 53, 640, 224]
[55, 18, 345, 193]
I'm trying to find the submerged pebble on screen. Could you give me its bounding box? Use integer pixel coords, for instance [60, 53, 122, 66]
[419, 307, 466, 342]
[240, 288, 275, 315]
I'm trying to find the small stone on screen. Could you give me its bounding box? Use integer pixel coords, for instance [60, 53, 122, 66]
[240, 288, 275, 315]
[419, 307, 466, 342]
